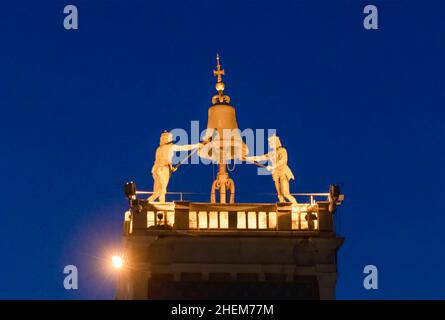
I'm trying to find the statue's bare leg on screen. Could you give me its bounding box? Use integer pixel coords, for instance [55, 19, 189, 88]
[281, 177, 297, 203]
[158, 167, 170, 202]
[274, 179, 285, 202]
[148, 174, 160, 202]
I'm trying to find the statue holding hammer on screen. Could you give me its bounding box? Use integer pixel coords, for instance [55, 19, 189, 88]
[148, 130, 210, 202]
[245, 135, 297, 204]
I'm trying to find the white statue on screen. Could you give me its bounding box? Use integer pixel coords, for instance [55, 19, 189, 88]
[148, 131, 204, 202]
[245, 135, 297, 203]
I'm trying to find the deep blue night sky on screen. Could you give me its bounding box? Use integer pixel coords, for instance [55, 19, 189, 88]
[0, 0, 444, 299]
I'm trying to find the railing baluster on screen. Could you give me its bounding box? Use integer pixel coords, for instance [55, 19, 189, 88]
[207, 211, 209, 229]
[298, 208, 301, 230]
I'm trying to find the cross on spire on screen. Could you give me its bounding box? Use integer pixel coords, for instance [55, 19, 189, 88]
[213, 53, 225, 83]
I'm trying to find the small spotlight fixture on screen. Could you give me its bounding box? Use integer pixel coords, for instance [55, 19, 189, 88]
[124, 182, 136, 200]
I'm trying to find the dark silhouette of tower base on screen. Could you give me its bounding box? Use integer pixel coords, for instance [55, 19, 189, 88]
[116, 184, 344, 300]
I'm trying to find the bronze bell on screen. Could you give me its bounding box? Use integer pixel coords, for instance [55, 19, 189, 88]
[198, 103, 249, 162]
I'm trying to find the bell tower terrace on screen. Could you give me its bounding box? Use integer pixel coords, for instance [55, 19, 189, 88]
[115, 183, 344, 300]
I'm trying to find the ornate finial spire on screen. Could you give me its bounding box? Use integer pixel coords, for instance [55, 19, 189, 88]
[214, 53, 224, 83]
[212, 54, 230, 105]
